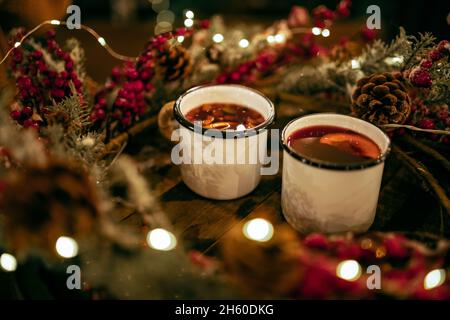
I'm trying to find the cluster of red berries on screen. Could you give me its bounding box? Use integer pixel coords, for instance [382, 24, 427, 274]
[312, 0, 351, 28]
[92, 22, 210, 129]
[9, 29, 83, 129]
[216, 50, 278, 84]
[296, 233, 450, 299]
[409, 40, 449, 88]
[407, 95, 450, 144]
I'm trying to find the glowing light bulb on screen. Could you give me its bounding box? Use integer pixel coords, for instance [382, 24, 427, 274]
[243, 218, 274, 242]
[184, 19, 194, 28]
[266, 35, 275, 44]
[424, 269, 446, 290]
[97, 37, 106, 46]
[185, 10, 194, 19]
[239, 38, 249, 48]
[14, 42, 21, 48]
[56, 236, 79, 258]
[274, 34, 285, 43]
[0, 253, 17, 272]
[50, 20, 61, 25]
[312, 27, 322, 36]
[177, 36, 185, 43]
[147, 228, 177, 251]
[212, 33, 224, 43]
[351, 59, 361, 69]
[336, 260, 362, 281]
[321, 28, 330, 37]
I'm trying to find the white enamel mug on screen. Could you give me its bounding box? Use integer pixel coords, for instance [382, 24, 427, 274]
[173, 85, 275, 200]
[281, 113, 391, 234]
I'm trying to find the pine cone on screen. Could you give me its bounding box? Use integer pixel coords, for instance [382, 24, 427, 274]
[351, 72, 411, 125]
[157, 45, 192, 81]
[0, 159, 99, 255]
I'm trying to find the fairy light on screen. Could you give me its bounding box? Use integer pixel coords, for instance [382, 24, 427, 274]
[185, 10, 194, 19]
[0, 20, 137, 66]
[312, 27, 322, 36]
[212, 33, 224, 43]
[177, 35, 185, 43]
[424, 269, 446, 290]
[274, 34, 286, 44]
[97, 37, 106, 46]
[243, 218, 274, 242]
[56, 236, 79, 258]
[336, 260, 362, 281]
[0, 253, 17, 272]
[351, 59, 361, 69]
[321, 28, 330, 37]
[239, 38, 249, 48]
[266, 35, 275, 44]
[147, 228, 177, 251]
[184, 18, 194, 28]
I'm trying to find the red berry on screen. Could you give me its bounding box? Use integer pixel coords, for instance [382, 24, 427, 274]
[409, 68, 432, 87]
[437, 40, 449, 53]
[419, 59, 433, 69]
[125, 68, 138, 79]
[199, 19, 210, 29]
[418, 118, 435, 129]
[95, 109, 106, 120]
[428, 49, 442, 62]
[304, 233, 328, 249]
[10, 110, 21, 120]
[65, 61, 74, 70]
[21, 106, 33, 118]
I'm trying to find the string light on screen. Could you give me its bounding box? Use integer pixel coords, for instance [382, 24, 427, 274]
[147, 228, 177, 251]
[336, 260, 362, 281]
[177, 35, 185, 43]
[0, 253, 17, 272]
[212, 33, 224, 43]
[239, 38, 249, 48]
[351, 59, 361, 69]
[321, 28, 330, 37]
[424, 269, 446, 290]
[56, 236, 79, 258]
[184, 18, 194, 28]
[243, 218, 274, 242]
[185, 10, 194, 19]
[312, 27, 322, 35]
[0, 20, 137, 66]
[97, 37, 106, 46]
[274, 34, 286, 44]
[266, 35, 275, 44]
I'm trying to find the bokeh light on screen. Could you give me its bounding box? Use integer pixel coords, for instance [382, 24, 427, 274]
[147, 228, 177, 251]
[336, 260, 362, 281]
[0, 253, 17, 272]
[212, 33, 224, 43]
[424, 269, 446, 290]
[56, 236, 79, 258]
[243, 218, 274, 242]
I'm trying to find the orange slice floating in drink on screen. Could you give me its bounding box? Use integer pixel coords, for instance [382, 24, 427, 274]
[319, 133, 380, 160]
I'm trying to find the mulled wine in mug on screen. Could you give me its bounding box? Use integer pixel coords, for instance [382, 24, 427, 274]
[281, 114, 390, 234]
[172, 84, 275, 200]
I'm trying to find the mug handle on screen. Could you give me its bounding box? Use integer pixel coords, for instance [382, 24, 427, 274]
[157, 101, 177, 140]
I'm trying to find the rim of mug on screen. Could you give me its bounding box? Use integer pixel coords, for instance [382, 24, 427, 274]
[173, 84, 275, 138]
[281, 113, 391, 171]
